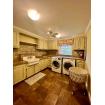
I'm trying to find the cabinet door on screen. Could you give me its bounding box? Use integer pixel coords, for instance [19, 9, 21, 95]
[78, 37, 84, 50]
[53, 40, 58, 49]
[73, 37, 78, 50]
[38, 39, 44, 49]
[48, 40, 58, 50]
[47, 40, 52, 49]
[47, 59, 51, 67]
[43, 40, 48, 49]
[76, 60, 85, 68]
[13, 64, 26, 85]
[43, 59, 48, 69]
[80, 37, 85, 49]
[35, 63, 41, 73]
[13, 31, 19, 48]
[26, 65, 35, 78]
[40, 60, 45, 70]
[73, 36, 85, 50]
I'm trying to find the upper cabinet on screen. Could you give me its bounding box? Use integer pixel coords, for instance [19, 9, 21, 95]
[37, 39, 48, 49]
[73, 36, 86, 50]
[20, 33, 37, 45]
[13, 31, 20, 48]
[47, 39, 58, 50]
[37, 39, 58, 50]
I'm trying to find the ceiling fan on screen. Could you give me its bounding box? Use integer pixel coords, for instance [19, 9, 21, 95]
[47, 30, 61, 38]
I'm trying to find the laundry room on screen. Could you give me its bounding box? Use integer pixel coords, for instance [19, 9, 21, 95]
[13, 0, 91, 105]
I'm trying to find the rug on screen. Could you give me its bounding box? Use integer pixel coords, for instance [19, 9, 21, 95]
[25, 72, 46, 86]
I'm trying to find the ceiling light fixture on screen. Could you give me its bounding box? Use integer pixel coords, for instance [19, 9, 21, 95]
[27, 9, 40, 21]
[47, 29, 61, 38]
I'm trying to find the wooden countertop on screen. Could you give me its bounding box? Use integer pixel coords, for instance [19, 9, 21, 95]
[13, 57, 51, 66]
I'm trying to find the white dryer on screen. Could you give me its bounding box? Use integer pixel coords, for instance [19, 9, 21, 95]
[51, 56, 62, 73]
[62, 58, 75, 75]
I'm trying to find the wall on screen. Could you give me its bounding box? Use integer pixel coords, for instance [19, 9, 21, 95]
[86, 28, 91, 74]
[13, 43, 47, 61]
[85, 21, 91, 99]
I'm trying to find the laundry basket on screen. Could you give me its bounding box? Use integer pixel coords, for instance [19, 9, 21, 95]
[69, 67, 88, 95]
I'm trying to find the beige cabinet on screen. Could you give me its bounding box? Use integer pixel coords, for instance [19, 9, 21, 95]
[73, 36, 85, 50]
[39, 59, 46, 70]
[13, 31, 20, 48]
[34, 60, 44, 73]
[13, 64, 26, 85]
[26, 65, 35, 78]
[37, 39, 48, 49]
[20, 34, 37, 45]
[47, 58, 51, 68]
[35, 63, 41, 73]
[42, 58, 51, 69]
[48, 40, 58, 50]
[76, 59, 85, 68]
[43, 40, 48, 49]
[34, 58, 51, 73]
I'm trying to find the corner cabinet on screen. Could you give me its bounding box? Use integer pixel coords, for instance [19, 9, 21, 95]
[13, 64, 26, 85]
[73, 36, 86, 50]
[13, 31, 20, 48]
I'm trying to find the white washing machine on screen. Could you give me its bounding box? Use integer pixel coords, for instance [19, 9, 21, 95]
[51, 56, 62, 73]
[63, 58, 75, 75]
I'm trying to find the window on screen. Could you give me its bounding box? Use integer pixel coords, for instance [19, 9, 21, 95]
[58, 44, 72, 55]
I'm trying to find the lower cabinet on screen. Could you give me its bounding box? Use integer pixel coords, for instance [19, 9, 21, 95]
[47, 58, 51, 68]
[13, 58, 51, 85]
[26, 65, 35, 78]
[76, 59, 85, 68]
[35, 63, 41, 73]
[13, 64, 26, 85]
[34, 58, 51, 73]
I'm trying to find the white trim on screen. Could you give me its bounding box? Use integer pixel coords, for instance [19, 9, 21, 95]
[85, 77, 91, 102]
[13, 26, 44, 39]
[85, 20, 91, 34]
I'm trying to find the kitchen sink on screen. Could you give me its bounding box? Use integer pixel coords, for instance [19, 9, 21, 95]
[23, 56, 40, 66]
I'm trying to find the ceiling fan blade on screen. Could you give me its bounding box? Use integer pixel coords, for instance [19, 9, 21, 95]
[53, 32, 58, 36]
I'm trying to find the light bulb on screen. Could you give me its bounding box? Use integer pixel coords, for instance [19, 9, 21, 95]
[56, 33, 61, 38]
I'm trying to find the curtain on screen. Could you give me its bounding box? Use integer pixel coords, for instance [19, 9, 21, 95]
[58, 39, 73, 45]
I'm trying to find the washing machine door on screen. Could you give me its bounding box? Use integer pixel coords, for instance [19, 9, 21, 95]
[52, 60, 60, 69]
[64, 62, 73, 71]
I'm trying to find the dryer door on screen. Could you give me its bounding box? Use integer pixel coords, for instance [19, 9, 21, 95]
[64, 62, 73, 71]
[52, 60, 60, 69]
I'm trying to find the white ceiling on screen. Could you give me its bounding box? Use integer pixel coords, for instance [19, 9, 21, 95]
[13, 0, 91, 39]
